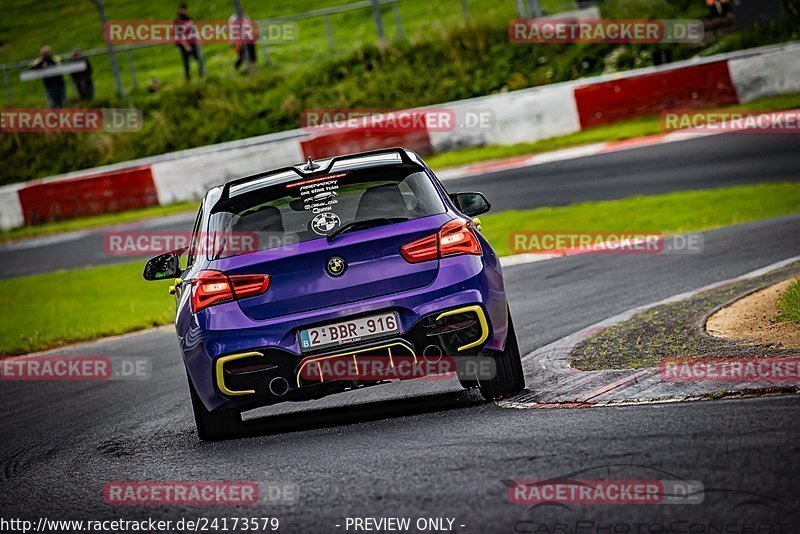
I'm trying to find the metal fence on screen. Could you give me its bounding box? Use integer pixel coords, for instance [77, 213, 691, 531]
[0, 0, 570, 107]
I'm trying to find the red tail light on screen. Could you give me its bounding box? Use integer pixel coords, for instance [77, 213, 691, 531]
[400, 219, 482, 263]
[438, 218, 483, 257]
[400, 234, 438, 263]
[191, 270, 270, 313]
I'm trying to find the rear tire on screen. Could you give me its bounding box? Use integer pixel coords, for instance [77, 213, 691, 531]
[457, 374, 478, 390]
[478, 310, 525, 401]
[187, 372, 243, 440]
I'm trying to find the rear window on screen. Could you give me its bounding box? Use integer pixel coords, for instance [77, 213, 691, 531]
[208, 164, 445, 258]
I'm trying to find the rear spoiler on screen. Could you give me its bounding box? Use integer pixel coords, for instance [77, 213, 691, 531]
[219, 147, 417, 202]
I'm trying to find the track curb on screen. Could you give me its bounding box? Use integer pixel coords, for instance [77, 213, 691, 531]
[501, 255, 800, 409]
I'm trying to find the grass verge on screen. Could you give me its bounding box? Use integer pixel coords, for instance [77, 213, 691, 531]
[569, 262, 800, 371]
[1, 262, 173, 356]
[481, 182, 800, 257]
[2, 182, 799, 356]
[426, 92, 800, 169]
[778, 279, 800, 325]
[0, 201, 198, 243]
[1, 0, 578, 105]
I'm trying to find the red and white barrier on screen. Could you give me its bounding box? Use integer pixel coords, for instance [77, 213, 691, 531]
[1, 41, 797, 231]
[574, 61, 738, 128]
[19, 166, 158, 225]
[300, 127, 433, 161]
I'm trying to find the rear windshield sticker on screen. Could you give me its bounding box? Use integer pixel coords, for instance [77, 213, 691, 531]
[285, 172, 346, 189]
[311, 212, 341, 235]
[298, 174, 341, 214]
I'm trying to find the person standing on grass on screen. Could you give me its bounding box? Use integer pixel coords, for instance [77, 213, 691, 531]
[174, 3, 205, 81]
[30, 45, 66, 108]
[69, 49, 94, 101]
[229, 9, 257, 71]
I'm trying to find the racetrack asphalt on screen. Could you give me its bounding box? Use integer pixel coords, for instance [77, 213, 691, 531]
[2, 214, 800, 530]
[1, 131, 798, 279]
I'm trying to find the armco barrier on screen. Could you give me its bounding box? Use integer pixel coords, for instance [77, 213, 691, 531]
[17, 166, 158, 225]
[0, 186, 24, 230]
[2, 41, 798, 231]
[150, 135, 304, 205]
[574, 61, 738, 128]
[427, 83, 581, 153]
[728, 46, 800, 103]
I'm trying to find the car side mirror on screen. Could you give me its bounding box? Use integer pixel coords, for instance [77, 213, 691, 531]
[143, 251, 182, 281]
[450, 192, 491, 217]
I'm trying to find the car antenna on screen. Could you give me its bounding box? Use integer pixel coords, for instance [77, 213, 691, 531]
[303, 156, 320, 171]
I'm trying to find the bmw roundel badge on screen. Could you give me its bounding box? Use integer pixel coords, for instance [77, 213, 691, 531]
[326, 256, 347, 276]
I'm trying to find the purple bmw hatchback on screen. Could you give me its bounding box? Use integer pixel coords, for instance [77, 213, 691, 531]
[144, 148, 524, 439]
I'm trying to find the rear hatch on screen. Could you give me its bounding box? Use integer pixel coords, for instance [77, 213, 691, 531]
[214, 214, 448, 320]
[207, 160, 449, 321]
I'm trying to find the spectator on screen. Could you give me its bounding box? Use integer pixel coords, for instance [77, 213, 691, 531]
[174, 3, 205, 81]
[229, 9, 257, 71]
[30, 45, 66, 108]
[69, 48, 94, 101]
[147, 77, 161, 93]
[707, 0, 732, 18]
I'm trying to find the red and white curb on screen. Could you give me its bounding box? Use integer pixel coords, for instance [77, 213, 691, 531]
[498, 255, 800, 409]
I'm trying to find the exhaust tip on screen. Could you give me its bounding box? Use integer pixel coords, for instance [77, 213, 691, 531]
[268, 376, 290, 396]
[423, 344, 443, 363]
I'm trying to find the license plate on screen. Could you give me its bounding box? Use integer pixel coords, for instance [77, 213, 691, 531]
[299, 312, 399, 352]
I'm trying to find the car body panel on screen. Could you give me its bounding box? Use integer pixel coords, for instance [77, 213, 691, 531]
[214, 214, 450, 321]
[165, 148, 510, 413]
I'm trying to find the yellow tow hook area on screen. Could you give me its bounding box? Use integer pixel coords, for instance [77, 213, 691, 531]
[168, 278, 182, 295]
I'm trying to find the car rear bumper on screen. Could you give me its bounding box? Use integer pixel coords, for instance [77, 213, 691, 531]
[181, 254, 507, 412]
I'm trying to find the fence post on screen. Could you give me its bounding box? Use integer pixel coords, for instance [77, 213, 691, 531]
[125, 48, 137, 91]
[233, 0, 254, 72]
[528, 0, 542, 17]
[392, 1, 405, 40]
[461, 0, 471, 24]
[2, 69, 12, 107]
[324, 15, 336, 51]
[370, 0, 387, 45]
[260, 32, 271, 63]
[515, 0, 526, 18]
[91, 0, 125, 98]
